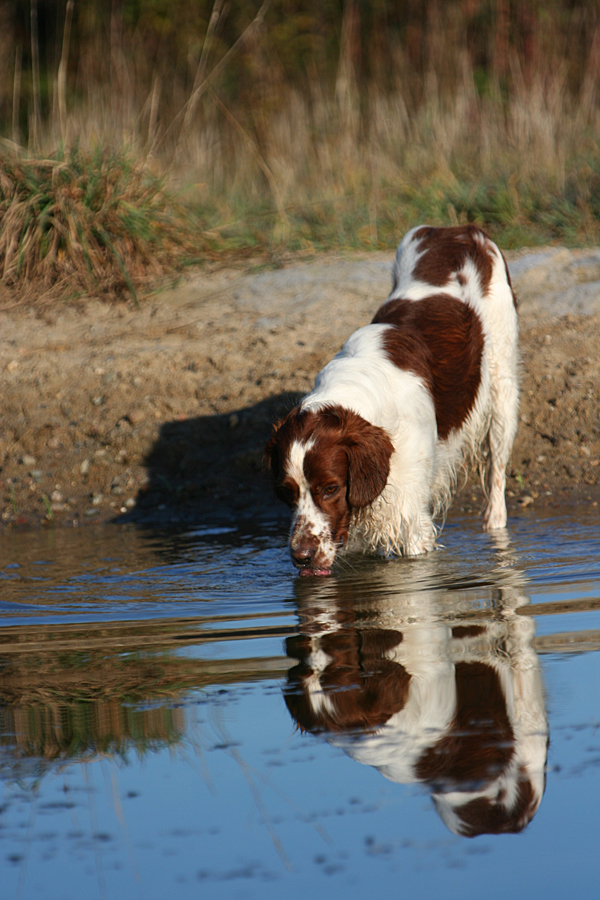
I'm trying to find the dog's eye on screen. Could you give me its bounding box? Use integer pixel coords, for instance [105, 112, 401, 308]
[322, 485, 339, 498]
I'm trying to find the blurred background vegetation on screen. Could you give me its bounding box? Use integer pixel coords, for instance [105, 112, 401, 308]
[2, 0, 600, 296]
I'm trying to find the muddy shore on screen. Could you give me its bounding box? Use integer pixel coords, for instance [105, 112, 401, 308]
[2, 246, 599, 533]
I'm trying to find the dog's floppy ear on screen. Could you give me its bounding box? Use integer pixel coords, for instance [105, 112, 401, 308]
[344, 416, 393, 508]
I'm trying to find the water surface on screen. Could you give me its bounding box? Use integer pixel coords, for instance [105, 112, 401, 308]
[1, 508, 600, 899]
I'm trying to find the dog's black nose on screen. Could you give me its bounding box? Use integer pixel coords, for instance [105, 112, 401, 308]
[291, 543, 315, 568]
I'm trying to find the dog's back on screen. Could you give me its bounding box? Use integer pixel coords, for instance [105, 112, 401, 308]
[380, 225, 519, 531]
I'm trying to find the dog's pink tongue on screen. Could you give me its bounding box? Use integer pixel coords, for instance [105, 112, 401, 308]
[299, 567, 332, 577]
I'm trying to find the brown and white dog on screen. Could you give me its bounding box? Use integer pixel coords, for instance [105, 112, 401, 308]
[265, 226, 518, 574]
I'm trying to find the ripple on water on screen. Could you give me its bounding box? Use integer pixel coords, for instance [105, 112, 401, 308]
[0, 508, 599, 899]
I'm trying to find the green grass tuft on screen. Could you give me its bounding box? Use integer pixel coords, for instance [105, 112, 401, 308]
[0, 146, 201, 301]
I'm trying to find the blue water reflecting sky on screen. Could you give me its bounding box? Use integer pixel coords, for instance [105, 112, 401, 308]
[1, 509, 600, 899]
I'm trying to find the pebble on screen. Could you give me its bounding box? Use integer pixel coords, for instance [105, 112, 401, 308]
[91, 493, 104, 505]
[84, 508, 99, 516]
[80, 459, 90, 476]
[127, 409, 145, 425]
[51, 490, 63, 503]
[21, 454, 36, 466]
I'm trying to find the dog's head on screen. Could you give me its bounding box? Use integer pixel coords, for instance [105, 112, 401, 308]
[265, 405, 393, 574]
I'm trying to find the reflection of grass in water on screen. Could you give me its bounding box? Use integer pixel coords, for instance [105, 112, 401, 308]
[0, 649, 192, 762]
[1, 698, 185, 762]
[1, 647, 208, 762]
[0, 618, 290, 762]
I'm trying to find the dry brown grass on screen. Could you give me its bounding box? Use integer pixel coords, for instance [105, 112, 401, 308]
[0, 145, 201, 301]
[3, 3, 600, 300]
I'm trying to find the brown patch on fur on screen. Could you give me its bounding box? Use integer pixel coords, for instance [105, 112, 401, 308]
[412, 225, 494, 293]
[415, 662, 515, 786]
[451, 776, 538, 836]
[284, 627, 410, 733]
[451, 625, 486, 639]
[372, 295, 484, 440]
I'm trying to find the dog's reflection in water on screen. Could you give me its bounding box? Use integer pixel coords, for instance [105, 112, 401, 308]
[284, 552, 548, 837]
